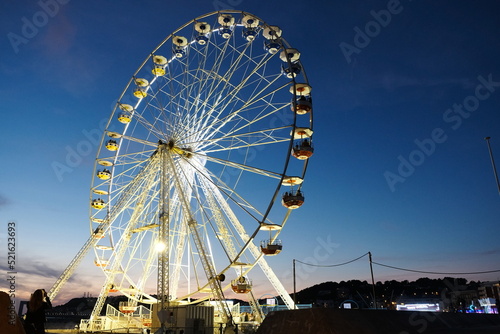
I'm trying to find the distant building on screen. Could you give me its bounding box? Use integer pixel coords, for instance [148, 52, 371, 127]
[395, 297, 442, 312]
[396, 302, 440, 312]
[479, 298, 498, 314]
[476, 281, 500, 314]
[478, 281, 500, 300]
[448, 289, 478, 312]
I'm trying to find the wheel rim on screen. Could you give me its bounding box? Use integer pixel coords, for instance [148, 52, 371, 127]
[89, 10, 313, 315]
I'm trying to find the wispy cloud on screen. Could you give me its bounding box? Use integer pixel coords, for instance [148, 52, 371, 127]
[0, 257, 100, 304]
[0, 194, 10, 209]
[0, 259, 60, 280]
[40, 9, 76, 56]
[475, 248, 500, 256]
[378, 220, 401, 231]
[28, 8, 103, 98]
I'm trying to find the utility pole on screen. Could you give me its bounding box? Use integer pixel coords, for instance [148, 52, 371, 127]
[484, 137, 500, 196]
[368, 252, 377, 309]
[293, 259, 297, 309]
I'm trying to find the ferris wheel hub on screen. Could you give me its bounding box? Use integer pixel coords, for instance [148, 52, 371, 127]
[172, 146, 194, 158]
[161, 139, 194, 158]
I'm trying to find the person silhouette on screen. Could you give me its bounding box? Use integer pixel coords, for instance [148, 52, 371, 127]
[0, 291, 26, 334]
[24, 289, 52, 334]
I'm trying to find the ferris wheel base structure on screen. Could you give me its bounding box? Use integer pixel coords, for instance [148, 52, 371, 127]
[49, 9, 314, 333]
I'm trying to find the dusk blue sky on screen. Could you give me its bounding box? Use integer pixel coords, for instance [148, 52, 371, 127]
[1, 0, 500, 306]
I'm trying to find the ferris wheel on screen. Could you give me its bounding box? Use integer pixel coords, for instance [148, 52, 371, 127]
[50, 10, 313, 328]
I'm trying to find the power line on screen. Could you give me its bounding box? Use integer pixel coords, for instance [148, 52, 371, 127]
[293, 251, 500, 275]
[372, 261, 500, 275]
[292, 252, 500, 310]
[294, 252, 369, 267]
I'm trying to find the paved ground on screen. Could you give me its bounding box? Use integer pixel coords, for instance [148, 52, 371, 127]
[256, 308, 500, 334]
[45, 310, 500, 334]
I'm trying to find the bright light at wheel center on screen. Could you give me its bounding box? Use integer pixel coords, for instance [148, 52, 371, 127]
[155, 241, 166, 252]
